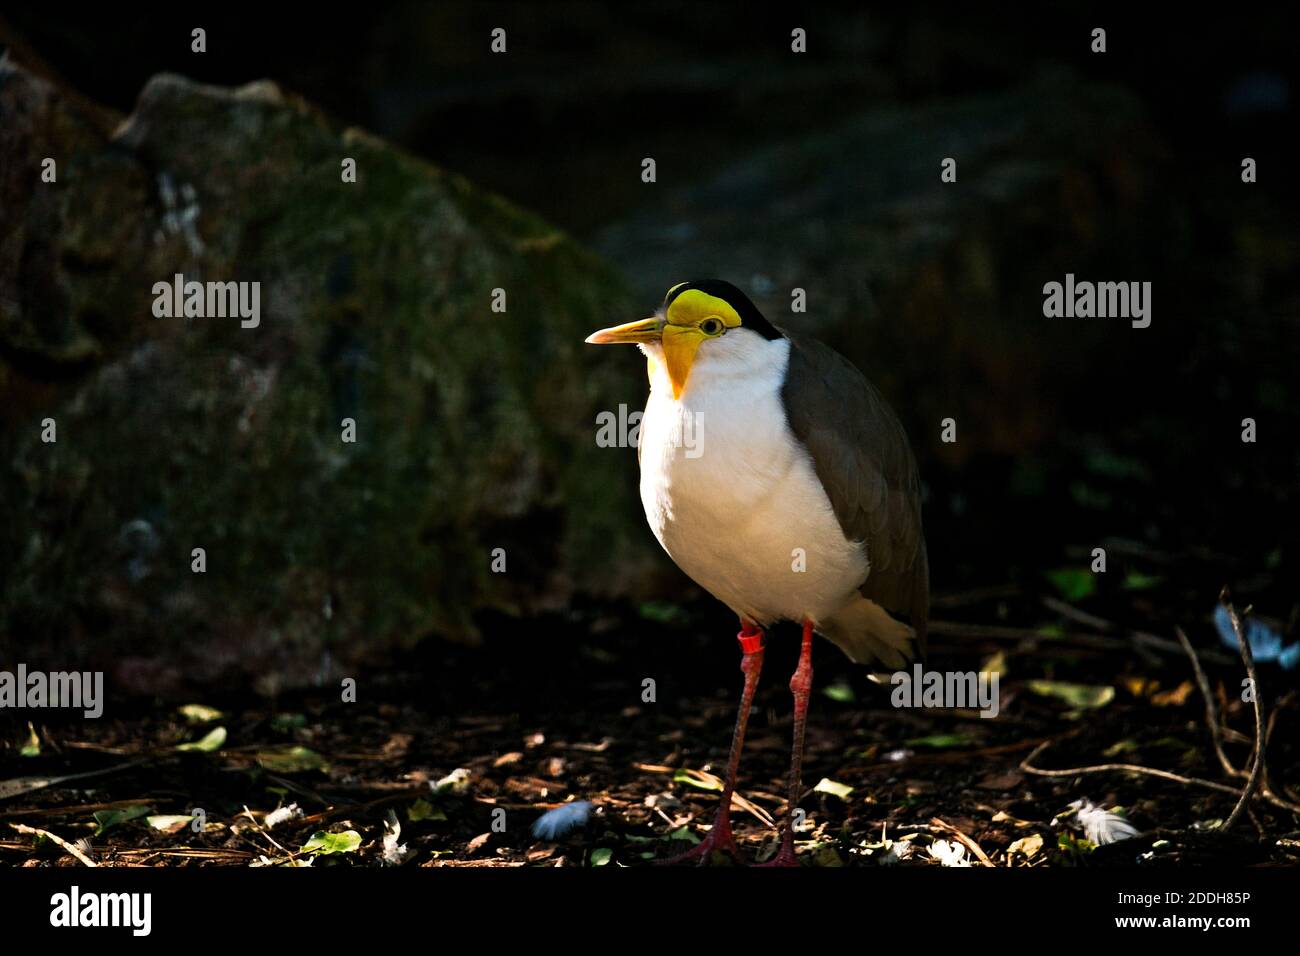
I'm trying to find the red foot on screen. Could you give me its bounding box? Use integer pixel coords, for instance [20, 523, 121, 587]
[657, 821, 742, 865]
[755, 843, 800, 867]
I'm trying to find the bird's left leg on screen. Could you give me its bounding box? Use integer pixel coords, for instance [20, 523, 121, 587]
[758, 617, 814, 867]
[658, 619, 764, 865]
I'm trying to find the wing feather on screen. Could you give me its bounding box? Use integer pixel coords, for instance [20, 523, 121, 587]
[780, 332, 929, 653]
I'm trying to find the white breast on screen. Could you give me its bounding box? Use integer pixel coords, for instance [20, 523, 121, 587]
[637, 334, 868, 627]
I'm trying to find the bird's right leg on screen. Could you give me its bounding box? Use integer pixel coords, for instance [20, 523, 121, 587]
[658, 619, 764, 865]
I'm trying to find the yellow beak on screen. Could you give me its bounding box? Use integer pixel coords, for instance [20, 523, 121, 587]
[584, 316, 662, 345]
[585, 317, 703, 400]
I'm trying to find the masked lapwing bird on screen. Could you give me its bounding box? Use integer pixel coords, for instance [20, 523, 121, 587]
[586, 279, 928, 865]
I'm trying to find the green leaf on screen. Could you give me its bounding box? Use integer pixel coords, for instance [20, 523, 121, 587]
[590, 848, 613, 867]
[1046, 567, 1096, 602]
[300, 829, 362, 856]
[408, 799, 446, 823]
[93, 805, 151, 837]
[1121, 570, 1163, 592]
[20, 723, 40, 757]
[270, 713, 307, 733]
[1068, 481, 1112, 510]
[1084, 448, 1150, 480]
[811, 846, 842, 867]
[1056, 832, 1097, 860]
[256, 746, 327, 773]
[821, 681, 855, 703]
[637, 601, 689, 626]
[175, 726, 226, 752]
[1102, 739, 1140, 758]
[904, 733, 975, 750]
[178, 704, 223, 724]
[1027, 680, 1114, 710]
[813, 778, 853, 799]
[665, 826, 700, 845]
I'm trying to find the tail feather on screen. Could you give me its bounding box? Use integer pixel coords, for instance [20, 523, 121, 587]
[819, 597, 919, 669]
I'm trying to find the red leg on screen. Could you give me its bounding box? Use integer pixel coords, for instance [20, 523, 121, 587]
[660, 620, 764, 865]
[758, 618, 814, 867]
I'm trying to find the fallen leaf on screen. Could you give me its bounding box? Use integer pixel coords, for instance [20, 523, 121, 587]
[813, 778, 853, 799]
[991, 810, 1035, 828]
[1007, 833, 1044, 861]
[147, 814, 195, 834]
[822, 681, 855, 703]
[300, 830, 361, 856]
[408, 799, 446, 823]
[175, 727, 226, 753]
[93, 805, 151, 837]
[1026, 680, 1114, 711]
[1046, 567, 1095, 602]
[976, 771, 1023, 790]
[20, 723, 40, 757]
[256, 746, 327, 773]
[1151, 680, 1195, 707]
[177, 704, 223, 723]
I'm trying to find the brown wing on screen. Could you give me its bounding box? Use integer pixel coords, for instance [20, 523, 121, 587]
[780, 332, 929, 654]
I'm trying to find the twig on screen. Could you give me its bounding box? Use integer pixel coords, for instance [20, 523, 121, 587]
[1176, 626, 1239, 778]
[0, 757, 149, 802]
[1020, 739, 1243, 796]
[1183, 602, 1300, 815]
[1040, 597, 1161, 666]
[1040, 597, 1115, 634]
[929, 817, 994, 866]
[1221, 599, 1265, 832]
[0, 798, 159, 820]
[239, 805, 302, 863]
[9, 822, 97, 867]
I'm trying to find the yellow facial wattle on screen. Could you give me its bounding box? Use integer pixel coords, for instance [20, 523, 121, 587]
[584, 284, 742, 401]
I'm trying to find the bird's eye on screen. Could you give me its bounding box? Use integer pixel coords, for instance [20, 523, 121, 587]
[699, 317, 725, 336]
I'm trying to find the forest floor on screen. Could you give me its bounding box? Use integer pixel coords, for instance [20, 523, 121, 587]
[2, 591, 1298, 869]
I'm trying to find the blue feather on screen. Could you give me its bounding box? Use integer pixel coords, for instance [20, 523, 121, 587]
[531, 801, 593, 841]
[1213, 606, 1298, 671]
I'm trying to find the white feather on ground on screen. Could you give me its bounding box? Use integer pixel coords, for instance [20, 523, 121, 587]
[1067, 798, 1140, 845]
[927, 839, 971, 867]
[381, 809, 410, 866]
[263, 803, 303, 829]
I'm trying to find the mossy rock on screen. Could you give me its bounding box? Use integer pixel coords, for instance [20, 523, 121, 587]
[0, 57, 655, 694]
